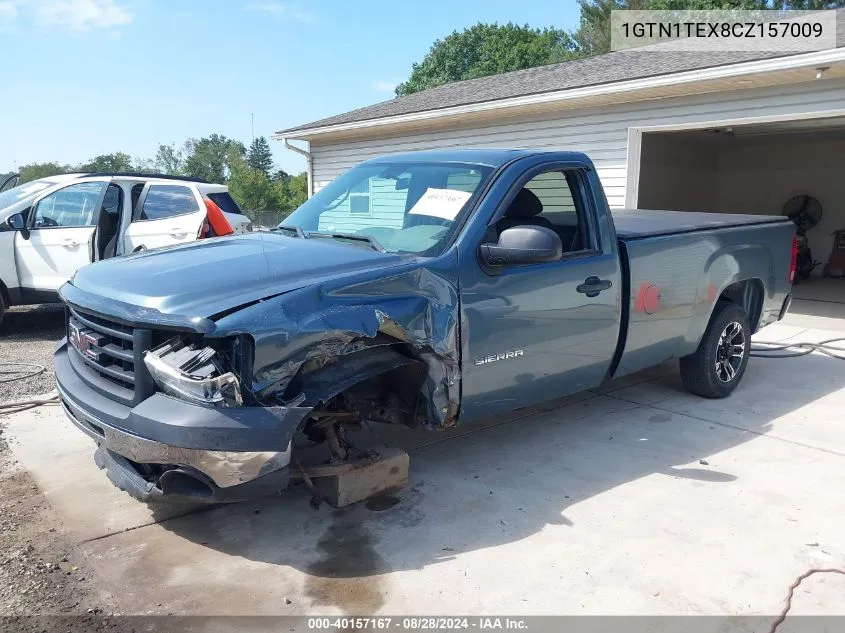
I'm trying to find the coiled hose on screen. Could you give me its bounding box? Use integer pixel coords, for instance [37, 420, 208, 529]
[750, 337, 845, 360]
[0, 363, 47, 383]
[0, 363, 59, 414]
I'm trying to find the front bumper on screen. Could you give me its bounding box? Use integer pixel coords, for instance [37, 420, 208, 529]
[55, 340, 311, 503]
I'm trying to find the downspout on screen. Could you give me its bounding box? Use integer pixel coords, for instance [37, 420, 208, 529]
[283, 138, 313, 198]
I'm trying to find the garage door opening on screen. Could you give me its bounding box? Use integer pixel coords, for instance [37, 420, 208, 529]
[636, 119, 845, 319]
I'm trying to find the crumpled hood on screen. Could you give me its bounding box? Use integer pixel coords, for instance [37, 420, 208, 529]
[70, 233, 404, 317]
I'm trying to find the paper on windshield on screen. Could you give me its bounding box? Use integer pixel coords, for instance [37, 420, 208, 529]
[408, 188, 471, 221]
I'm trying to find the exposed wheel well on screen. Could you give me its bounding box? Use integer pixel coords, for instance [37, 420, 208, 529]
[718, 279, 765, 332]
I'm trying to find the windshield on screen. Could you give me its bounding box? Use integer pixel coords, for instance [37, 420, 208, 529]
[280, 161, 493, 255]
[0, 179, 56, 211]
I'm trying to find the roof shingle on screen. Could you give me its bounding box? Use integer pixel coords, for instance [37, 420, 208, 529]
[279, 11, 845, 136]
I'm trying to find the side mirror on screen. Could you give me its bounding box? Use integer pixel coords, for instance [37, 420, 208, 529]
[480, 225, 562, 267]
[5, 212, 26, 232]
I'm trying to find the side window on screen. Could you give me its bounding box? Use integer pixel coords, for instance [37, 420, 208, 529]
[33, 182, 105, 228]
[139, 185, 199, 221]
[349, 179, 370, 215]
[496, 170, 591, 255]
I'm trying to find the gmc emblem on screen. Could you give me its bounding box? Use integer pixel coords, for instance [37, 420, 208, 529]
[69, 322, 102, 362]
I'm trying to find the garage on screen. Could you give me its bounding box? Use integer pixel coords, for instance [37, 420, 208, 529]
[635, 117, 845, 315]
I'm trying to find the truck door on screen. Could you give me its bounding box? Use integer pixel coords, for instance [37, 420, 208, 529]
[458, 164, 621, 422]
[123, 183, 205, 252]
[15, 180, 107, 296]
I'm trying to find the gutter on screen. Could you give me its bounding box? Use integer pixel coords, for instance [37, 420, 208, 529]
[277, 138, 314, 198]
[278, 47, 845, 139]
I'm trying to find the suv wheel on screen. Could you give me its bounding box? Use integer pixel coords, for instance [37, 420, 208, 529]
[680, 301, 751, 399]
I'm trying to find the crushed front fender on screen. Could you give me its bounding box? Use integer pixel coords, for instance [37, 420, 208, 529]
[213, 256, 461, 428]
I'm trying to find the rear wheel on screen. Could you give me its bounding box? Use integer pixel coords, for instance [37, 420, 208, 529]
[680, 301, 751, 399]
[0, 292, 6, 330]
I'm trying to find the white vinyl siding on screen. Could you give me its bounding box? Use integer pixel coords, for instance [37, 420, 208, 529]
[446, 171, 483, 193]
[524, 171, 576, 215]
[318, 176, 408, 233]
[310, 78, 845, 208]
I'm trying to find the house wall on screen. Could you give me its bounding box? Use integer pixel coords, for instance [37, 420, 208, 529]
[317, 177, 407, 233]
[309, 78, 845, 213]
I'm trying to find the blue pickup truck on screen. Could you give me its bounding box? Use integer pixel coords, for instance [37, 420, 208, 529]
[53, 149, 796, 503]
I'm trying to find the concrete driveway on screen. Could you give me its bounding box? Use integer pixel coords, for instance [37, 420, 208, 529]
[3, 317, 845, 620]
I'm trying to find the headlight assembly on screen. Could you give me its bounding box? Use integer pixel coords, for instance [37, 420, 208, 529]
[144, 337, 243, 407]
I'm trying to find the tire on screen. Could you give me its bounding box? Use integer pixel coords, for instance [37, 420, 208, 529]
[679, 301, 751, 399]
[0, 291, 6, 331]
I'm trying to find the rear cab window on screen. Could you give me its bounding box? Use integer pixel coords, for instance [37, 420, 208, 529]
[137, 185, 199, 221]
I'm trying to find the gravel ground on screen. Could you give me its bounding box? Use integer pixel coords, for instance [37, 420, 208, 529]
[0, 305, 65, 404]
[0, 305, 140, 631]
[0, 415, 136, 632]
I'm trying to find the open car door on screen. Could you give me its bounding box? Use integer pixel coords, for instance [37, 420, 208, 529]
[16, 180, 108, 295]
[0, 174, 20, 193]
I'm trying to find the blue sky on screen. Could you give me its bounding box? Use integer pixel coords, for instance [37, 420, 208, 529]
[0, 0, 581, 175]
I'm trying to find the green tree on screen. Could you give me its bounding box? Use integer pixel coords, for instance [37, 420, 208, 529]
[271, 172, 307, 216]
[130, 157, 157, 173]
[78, 152, 134, 173]
[228, 155, 274, 219]
[18, 162, 72, 183]
[771, 0, 845, 6]
[154, 143, 188, 175]
[395, 23, 578, 96]
[183, 134, 245, 183]
[247, 136, 274, 176]
[287, 173, 308, 209]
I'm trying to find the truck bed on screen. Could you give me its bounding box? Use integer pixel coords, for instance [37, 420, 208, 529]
[611, 210, 795, 380]
[611, 209, 791, 239]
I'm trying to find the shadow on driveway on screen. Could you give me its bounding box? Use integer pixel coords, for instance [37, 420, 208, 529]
[151, 352, 843, 614]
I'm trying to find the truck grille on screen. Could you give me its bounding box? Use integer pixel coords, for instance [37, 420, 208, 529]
[67, 307, 154, 406]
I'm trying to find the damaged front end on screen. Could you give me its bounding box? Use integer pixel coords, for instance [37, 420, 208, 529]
[144, 337, 244, 407]
[56, 256, 462, 504]
[268, 312, 458, 434]
[214, 261, 463, 451]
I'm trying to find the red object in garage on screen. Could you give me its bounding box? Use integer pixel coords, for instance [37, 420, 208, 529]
[823, 229, 845, 279]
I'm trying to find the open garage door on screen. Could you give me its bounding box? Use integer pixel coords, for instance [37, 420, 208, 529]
[635, 117, 845, 318]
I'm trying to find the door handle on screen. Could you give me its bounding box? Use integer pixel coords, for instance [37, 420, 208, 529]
[62, 239, 80, 248]
[170, 228, 187, 238]
[577, 276, 612, 297]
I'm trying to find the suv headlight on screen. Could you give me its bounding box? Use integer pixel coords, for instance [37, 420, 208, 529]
[144, 337, 243, 407]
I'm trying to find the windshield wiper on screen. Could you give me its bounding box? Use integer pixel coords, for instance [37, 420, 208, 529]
[307, 231, 387, 253]
[273, 225, 307, 238]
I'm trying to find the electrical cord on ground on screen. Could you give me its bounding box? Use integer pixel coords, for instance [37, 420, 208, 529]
[750, 337, 845, 360]
[0, 391, 59, 415]
[0, 362, 47, 383]
[768, 567, 845, 633]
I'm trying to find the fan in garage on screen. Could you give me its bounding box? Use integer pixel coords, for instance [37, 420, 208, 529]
[782, 195, 822, 282]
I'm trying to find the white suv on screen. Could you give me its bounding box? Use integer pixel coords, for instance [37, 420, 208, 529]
[0, 173, 251, 328]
